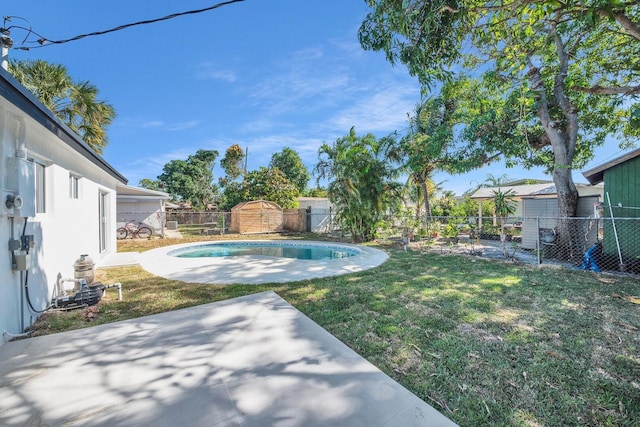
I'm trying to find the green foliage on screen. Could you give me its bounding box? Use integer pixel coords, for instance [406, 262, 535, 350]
[238, 167, 299, 209]
[360, 0, 640, 217]
[9, 59, 116, 154]
[157, 149, 219, 210]
[219, 144, 245, 186]
[314, 127, 402, 242]
[269, 147, 310, 194]
[398, 96, 459, 221]
[443, 221, 460, 238]
[138, 178, 162, 191]
[430, 190, 457, 217]
[304, 187, 329, 198]
[492, 188, 517, 218]
[219, 181, 244, 211]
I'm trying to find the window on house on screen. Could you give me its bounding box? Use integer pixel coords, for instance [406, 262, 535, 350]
[35, 162, 46, 213]
[69, 174, 80, 199]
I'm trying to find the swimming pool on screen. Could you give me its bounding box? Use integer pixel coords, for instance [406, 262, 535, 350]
[168, 241, 359, 260]
[138, 240, 388, 284]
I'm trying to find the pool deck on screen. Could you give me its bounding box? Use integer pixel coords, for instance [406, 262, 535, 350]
[0, 291, 457, 426]
[137, 240, 389, 284]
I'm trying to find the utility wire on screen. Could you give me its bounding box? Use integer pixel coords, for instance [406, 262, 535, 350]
[13, 0, 245, 50]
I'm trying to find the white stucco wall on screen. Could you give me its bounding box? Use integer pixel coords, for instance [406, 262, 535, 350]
[117, 199, 165, 235]
[1, 80, 122, 340]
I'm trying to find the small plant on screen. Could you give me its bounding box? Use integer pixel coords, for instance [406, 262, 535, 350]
[444, 222, 459, 239]
[428, 222, 442, 238]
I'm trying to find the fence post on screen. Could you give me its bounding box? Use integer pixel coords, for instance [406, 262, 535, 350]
[536, 217, 541, 265]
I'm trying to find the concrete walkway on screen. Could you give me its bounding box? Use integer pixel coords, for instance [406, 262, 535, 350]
[96, 251, 141, 268]
[0, 292, 456, 426]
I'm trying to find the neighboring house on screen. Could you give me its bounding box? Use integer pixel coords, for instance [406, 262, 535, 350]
[469, 181, 603, 218]
[520, 195, 601, 250]
[583, 148, 640, 265]
[470, 181, 604, 250]
[116, 184, 170, 237]
[0, 68, 127, 340]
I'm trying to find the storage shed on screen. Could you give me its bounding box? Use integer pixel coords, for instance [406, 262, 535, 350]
[231, 200, 283, 234]
[583, 148, 640, 263]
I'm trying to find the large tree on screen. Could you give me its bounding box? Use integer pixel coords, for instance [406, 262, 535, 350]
[269, 147, 310, 195]
[8, 59, 116, 154]
[157, 149, 219, 210]
[239, 167, 299, 209]
[314, 127, 402, 242]
[359, 1, 640, 220]
[360, 0, 639, 259]
[218, 144, 246, 211]
[219, 144, 245, 186]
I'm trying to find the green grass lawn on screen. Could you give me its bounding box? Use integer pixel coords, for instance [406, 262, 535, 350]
[30, 236, 640, 426]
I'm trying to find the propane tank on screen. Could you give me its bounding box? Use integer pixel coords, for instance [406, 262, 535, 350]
[74, 254, 95, 286]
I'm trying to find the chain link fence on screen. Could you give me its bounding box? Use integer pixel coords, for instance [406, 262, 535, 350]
[379, 215, 640, 276]
[118, 209, 639, 276]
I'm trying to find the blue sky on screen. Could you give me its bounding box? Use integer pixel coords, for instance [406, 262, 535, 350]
[3, 0, 631, 195]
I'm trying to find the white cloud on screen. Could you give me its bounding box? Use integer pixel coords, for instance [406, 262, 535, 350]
[167, 120, 200, 131]
[326, 82, 417, 134]
[198, 63, 238, 83]
[140, 120, 164, 128]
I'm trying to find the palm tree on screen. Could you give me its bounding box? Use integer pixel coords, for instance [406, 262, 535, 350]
[8, 59, 115, 154]
[398, 96, 455, 223]
[314, 127, 402, 242]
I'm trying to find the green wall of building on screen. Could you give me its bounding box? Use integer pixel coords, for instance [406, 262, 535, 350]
[603, 155, 640, 261]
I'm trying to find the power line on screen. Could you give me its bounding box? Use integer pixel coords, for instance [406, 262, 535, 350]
[10, 0, 246, 50]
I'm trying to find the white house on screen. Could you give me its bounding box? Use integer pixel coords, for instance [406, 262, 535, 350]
[469, 181, 603, 218]
[1, 68, 127, 341]
[116, 184, 170, 236]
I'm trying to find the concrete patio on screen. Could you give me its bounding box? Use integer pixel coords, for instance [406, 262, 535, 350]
[0, 291, 456, 426]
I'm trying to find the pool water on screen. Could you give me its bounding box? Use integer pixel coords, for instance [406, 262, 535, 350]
[171, 242, 358, 260]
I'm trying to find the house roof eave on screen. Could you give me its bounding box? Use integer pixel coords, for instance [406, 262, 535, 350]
[0, 67, 127, 185]
[582, 148, 640, 185]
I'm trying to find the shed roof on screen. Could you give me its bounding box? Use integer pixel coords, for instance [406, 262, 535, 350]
[582, 148, 640, 184]
[231, 200, 283, 211]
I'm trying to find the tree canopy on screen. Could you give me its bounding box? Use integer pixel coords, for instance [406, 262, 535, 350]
[269, 147, 310, 195]
[219, 144, 245, 186]
[314, 127, 402, 242]
[238, 167, 299, 209]
[397, 96, 458, 222]
[8, 59, 116, 154]
[360, 0, 640, 219]
[157, 149, 219, 210]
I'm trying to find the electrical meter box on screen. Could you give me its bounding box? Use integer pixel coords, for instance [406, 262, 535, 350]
[5, 157, 36, 217]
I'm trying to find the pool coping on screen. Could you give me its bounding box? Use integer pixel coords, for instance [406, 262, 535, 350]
[138, 240, 389, 284]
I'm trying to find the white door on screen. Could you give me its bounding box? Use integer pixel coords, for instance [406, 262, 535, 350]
[99, 191, 107, 253]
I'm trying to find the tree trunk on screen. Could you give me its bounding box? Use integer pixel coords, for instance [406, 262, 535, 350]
[528, 28, 581, 262]
[421, 178, 431, 223]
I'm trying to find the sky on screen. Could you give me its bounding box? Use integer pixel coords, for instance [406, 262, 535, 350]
[2, 0, 633, 196]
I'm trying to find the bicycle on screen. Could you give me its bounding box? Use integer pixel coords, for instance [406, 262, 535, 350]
[116, 222, 152, 239]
